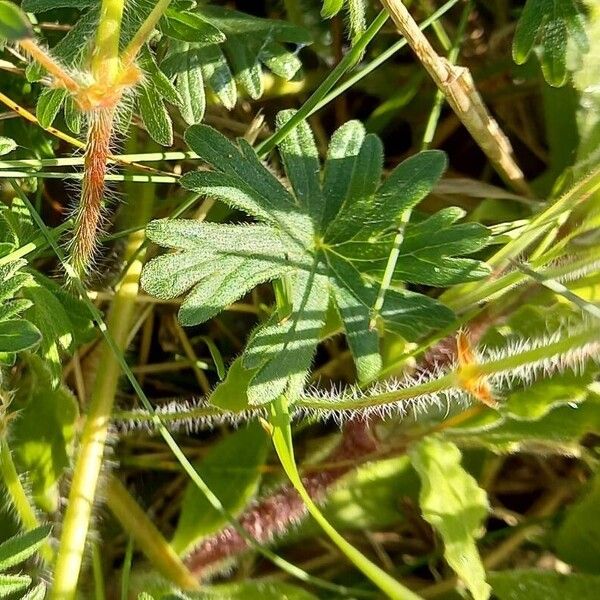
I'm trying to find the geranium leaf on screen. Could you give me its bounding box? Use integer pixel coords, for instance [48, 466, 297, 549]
[143, 112, 490, 404]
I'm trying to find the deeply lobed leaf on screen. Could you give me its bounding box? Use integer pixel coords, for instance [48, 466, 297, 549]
[143, 112, 490, 404]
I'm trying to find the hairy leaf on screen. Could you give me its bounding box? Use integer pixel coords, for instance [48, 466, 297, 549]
[410, 436, 491, 600]
[143, 112, 489, 404]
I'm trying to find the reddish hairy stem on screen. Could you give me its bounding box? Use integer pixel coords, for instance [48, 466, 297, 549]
[70, 106, 115, 277]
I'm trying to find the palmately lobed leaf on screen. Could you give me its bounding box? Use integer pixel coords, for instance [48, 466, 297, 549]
[143, 112, 491, 404]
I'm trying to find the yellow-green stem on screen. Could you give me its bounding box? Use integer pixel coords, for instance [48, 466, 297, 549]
[120, 0, 173, 70]
[105, 475, 199, 590]
[91, 0, 126, 83]
[51, 181, 153, 600]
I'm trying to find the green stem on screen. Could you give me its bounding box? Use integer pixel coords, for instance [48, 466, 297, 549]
[299, 326, 600, 412]
[91, 0, 126, 82]
[120, 0, 173, 70]
[270, 396, 423, 600]
[421, 2, 470, 150]
[370, 208, 412, 327]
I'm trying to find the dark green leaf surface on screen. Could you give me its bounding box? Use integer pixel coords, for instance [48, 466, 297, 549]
[0, 524, 51, 570]
[555, 472, 600, 572]
[513, 0, 588, 86]
[143, 112, 489, 404]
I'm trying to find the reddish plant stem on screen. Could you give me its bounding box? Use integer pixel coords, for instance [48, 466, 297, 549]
[70, 106, 115, 277]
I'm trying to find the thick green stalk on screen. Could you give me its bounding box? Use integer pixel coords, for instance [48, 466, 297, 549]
[51, 184, 154, 600]
[91, 0, 125, 82]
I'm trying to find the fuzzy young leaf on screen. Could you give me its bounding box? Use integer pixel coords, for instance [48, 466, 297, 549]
[143, 112, 489, 404]
[320, 0, 367, 45]
[410, 436, 491, 600]
[513, 0, 589, 87]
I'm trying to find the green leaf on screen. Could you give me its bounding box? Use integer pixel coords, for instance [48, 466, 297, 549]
[159, 5, 310, 106]
[36, 89, 68, 130]
[171, 423, 269, 555]
[138, 80, 173, 146]
[144, 113, 489, 404]
[0, 524, 51, 570]
[0, 137, 16, 156]
[447, 384, 600, 454]
[410, 436, 491, 600]
[0, 1, 32, 41]
[21, 0, 94, 11]
[162, 8, 225, 45]
[0, 320, 40, 353]
[489, 570, 600, 600]
[161, 41, 205, 124]
[321, 0, 345, 18]
[20, 582, 46, 600]
[554, 471, 600, 572]
[10, 356, 78, 512]
[210, 356, 255, 412]
[513, 0, 589, 87]
[0, 574, 31, 596]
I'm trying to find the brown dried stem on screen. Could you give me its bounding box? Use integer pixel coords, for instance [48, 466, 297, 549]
[379, 0, 532, 197]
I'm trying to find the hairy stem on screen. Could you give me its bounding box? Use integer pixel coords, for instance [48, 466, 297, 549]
[69, 107, 115, 278]
[18, 39, 80, 92]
